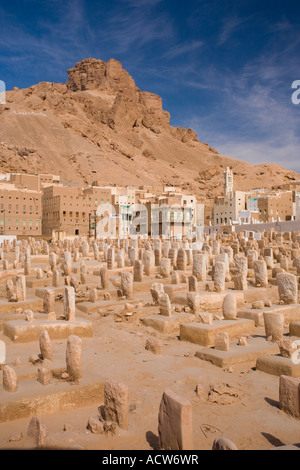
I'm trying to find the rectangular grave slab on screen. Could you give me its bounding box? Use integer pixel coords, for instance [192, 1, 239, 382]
[77, 298, 123, 314]
[238, 305, 300, 327]
[195, 337, 279, 368]
[0, 379, 104, 422]
[3, 318, 93, 343]
[256, 355, 300, 378]
[0, 298, 43, 315]
[31, 255, 51, 264]
[35, 285, 89, 298]
[141, 313, 196, 335]
[0, 312, 47, 330]
[173, 291, 244, 313]
[92, 266, 133, 276]
[180, 319, 255, 347]
[243, 286, 278, 303]
[164, 284, 188, 300]
[26, 279, 52, 288]
[0, 269, 23, 282]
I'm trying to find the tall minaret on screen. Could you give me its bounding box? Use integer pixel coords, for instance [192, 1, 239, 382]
[223, 167, 233, 198]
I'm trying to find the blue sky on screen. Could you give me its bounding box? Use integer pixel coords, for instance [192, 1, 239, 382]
[0, 0, 300, 171]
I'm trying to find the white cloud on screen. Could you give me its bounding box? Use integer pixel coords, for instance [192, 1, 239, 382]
[163, 40, 204, 59]
[218, 16, 249, 46]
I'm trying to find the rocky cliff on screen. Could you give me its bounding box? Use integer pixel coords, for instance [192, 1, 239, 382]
[0, 58, 298, 206]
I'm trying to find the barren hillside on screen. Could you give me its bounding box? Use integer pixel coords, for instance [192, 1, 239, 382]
[0, 58, 298, 203]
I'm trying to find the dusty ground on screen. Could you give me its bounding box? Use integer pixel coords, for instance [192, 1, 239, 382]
[0, 258, 299, 451]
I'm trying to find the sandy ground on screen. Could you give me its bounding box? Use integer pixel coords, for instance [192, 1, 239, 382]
[0, 261, 300, 451]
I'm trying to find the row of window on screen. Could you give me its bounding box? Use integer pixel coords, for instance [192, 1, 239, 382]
[0, 196, 38, 201]
[44, 197, 111, 206]
[216, 217, 232, 224]
[0, 204, 39, 212]
[0, 219, 39, 227]
[1, 227, 39, 232]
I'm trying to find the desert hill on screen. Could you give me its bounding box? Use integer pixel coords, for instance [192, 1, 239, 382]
[0, 58, 298, 204]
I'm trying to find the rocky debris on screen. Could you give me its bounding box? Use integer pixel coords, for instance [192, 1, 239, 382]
[8, 433, 23, 443]
[29, 355, 42, 365]
[87, 416, 104, 435]
[195, 384, 207, 400]
[212, 437, 238, 450]
[237, 337, 248, 347]
[145, 337, 162, 355]
[252, 300, 265, 310]
[208, 384, 242, 405]
[279, 339, 298, 358]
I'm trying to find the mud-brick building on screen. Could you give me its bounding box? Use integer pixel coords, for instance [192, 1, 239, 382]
[0, 183, 42, 236]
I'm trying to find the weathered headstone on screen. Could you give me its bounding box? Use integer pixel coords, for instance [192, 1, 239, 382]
[223, 294, 237, 320]
[39, 329, 53, 361]
[3, 365, 18, 392]
[121, 272, 133, 299]
[263, 312, 284, 342]
[16, 275, 26, 302]
[159, 293, 172, 316]
[63, 287, 76, 321]
[279, 375, 300, 418]
[104, 380, 129, 430]
[214, 262, 226, 293]
[158, 389, 193, 450]
[277, 273, 298, 305]
[66, 335, 82, 381]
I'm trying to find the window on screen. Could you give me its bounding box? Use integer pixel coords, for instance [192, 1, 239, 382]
[16, 220, 19, 225]
[23, 220, 26, 226]
[8, 219, 11, 225]
[29, 220, 33, 226]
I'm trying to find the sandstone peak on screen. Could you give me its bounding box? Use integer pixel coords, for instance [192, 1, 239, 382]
[67, 58, 136, 93]
[0, 58, 299, 206]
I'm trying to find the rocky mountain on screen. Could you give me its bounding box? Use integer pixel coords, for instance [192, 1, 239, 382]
[0, 58, 299, 205]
